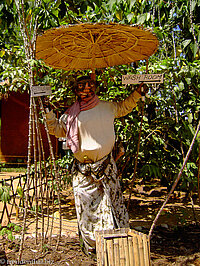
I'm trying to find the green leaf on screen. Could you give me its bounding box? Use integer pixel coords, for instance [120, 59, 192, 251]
[0, 228, 7, 236]
[7, 231, 14, 241]
[146, 12, 150, 21]
[182, 39, 191, 49]
[127, 13, 134, 22]
[17, 186, 24, 198]
[116, 10, 123, 20]
[185, 78, 191, 85]
[0, 187, 3, 196]
[192, 43, 198, 58]
[137, 14, 146, 24]
[1, 191, 10, 203]
[109, 0, 116, 9]
[0, 50, 5, 57]
[191, 0, 196, 11]
[178, 81, 184, 90]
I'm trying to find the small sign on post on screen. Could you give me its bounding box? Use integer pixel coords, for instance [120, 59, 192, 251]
[122, 74, 164, 84]
[31, 86, 52, 97]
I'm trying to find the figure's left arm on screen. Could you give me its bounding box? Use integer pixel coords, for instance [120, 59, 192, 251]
[113, 84, 148, 118]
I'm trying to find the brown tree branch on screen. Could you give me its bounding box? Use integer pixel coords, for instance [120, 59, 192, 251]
[148, 119, 200, 239]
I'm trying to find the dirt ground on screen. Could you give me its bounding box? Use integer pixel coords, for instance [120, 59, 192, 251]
[1, 173, 200, 265]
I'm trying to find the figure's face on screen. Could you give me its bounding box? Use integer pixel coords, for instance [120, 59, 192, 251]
[76, 79, 96, 101]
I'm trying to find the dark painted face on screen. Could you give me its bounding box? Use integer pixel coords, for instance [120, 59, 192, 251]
[76, 79, 96, 101]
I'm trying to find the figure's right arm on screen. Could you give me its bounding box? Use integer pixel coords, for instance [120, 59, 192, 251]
[46, 110, 67, 138]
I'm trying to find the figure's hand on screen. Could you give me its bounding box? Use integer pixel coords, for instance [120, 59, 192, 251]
[136, 83, 149, 96]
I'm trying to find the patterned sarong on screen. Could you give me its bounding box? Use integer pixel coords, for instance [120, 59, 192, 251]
[72, 153, 129, 255]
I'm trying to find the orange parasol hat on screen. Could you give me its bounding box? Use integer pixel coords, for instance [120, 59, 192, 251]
[36, 22, 159, 71]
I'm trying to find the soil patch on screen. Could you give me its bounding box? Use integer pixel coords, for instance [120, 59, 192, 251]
[1, 175, 200, 265]
[1, 224, 200, 265]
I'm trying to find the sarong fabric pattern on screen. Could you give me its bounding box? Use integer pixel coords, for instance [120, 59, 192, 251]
[72, 153, 129, 254]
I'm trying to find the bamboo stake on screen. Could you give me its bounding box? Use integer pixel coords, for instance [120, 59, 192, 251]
[44, 174, 51, 241]
[38, 98, 62, 250]
[127, 101, 144, 210]
[20, 0, 33, 53]
[128, 236, 134, 266]
[104, 238, 108, 266]
[132, 234, 139, 266]
[123, 237, 130, 266]
[18, 97, 33, 261]
[15, 0, 63, 255]
[14, 0, 31, 62]
[189, 0, 199, 51]
[138, 234, 144, 266]
[152, 0, 155, 31]
[143, 234, 150, 266]
[127, 60, 148, 210]
[33, 98, 45, 247]
[114, 238, 120, 266]
[119, 237, 125, 266]
[49, 160, 55, 246]
[95, 232, 101, 266]
[148, 119, 200, 239]
[31, 0, 42, 49]
[35, 115, 51, 242]
[31, 101, 39, 244]
[107, 239, 114, 266]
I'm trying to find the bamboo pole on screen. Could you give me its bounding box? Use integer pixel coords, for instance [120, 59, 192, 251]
[149, 119, 200, 239]
[33, 98, 45, 247]
[95, 232, 101, 266]
[107, 239, 114, 266]
[31, 100, 39, 244]
[119, 237, 125, 266]
[138, 234, 144, 266]
[18, 97, 33, 261]
[14, 0, 31, 63]
[127, 101, 145, 210]
[189, 0, 199, 51]
[35, 115, 51, 242]
[127, 60, 148, 210]
[38, 98, 62, 250]
[143, 234, 150, 266]
[132, 233, 139, 266]
[49, 160, 55, 246]
[128, 236, 134, 266]
[123, 237, 130, 266]
[15, 0, 57, 256]
[44, 174, 51, 241]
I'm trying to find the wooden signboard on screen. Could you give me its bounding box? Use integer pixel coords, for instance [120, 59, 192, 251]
[31, 86, 52, 97]
[122, 74, 164, 84]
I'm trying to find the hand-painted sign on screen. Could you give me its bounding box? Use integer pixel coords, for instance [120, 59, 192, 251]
[122, 74, 164, 84]
[31, 86, 52, 97]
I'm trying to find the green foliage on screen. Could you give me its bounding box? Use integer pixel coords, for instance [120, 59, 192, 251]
[16, 186, 24, 199]
[31, 204, 42, 213]
[29, 151, 74, 188]
[0, 223, 22, 241]
[0, 181, 11, 203]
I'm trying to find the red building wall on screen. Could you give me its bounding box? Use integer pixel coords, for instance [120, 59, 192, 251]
[0, 91, 57, 164]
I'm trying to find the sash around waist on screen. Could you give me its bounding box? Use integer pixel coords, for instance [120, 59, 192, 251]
[72, 152, 112, 181]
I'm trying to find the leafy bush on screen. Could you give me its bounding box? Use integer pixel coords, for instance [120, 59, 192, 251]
[0, 223, 22, 241]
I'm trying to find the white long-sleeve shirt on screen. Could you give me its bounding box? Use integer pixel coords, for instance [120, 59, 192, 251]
[46, 91, 141, 162]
